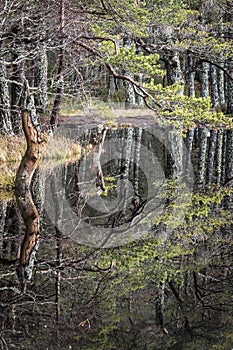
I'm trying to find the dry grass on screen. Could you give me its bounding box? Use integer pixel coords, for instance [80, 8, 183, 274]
[0, 134, 83, 196]
[0, 136, 26, 195]
[41, 134, 82, 169]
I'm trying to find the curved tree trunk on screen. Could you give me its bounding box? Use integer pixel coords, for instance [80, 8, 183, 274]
[15, 109, 45, 290]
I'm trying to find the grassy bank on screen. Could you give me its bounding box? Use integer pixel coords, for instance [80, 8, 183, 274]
[0, 133, 83, 199]
[0, 136, 26, 198]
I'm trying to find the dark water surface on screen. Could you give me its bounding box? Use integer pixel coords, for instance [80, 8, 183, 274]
[0, 123, 233, 349]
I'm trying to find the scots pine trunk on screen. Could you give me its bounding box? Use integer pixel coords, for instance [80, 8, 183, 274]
[226, 73, 233, 115]
[196, 127, 208, 186]
[216, 130, 223, 186]
[165, 52, 184, 179]
[0, 62, 13, 134]
[200, 62, 209, 98]
[11, 57, 24, 134]
[225, 130, 233, 183]
[135, 73, 144, 106]
[210, 65, 219, 107]
[217, 68, 225, 106]
[50, 0, 65, 130]
[225, 6, 233, 115]
[34, 43, 48, 113]
[187, 52, 195, 97]
[133, 127, 142, 197]
[206, 130, 217, 185]
[165, 51, 184, 93]
[185, 129, 194, 179]
[107, 73, 115, 102]
[167, 129, 183, 179]
[123, 36, 135, 109]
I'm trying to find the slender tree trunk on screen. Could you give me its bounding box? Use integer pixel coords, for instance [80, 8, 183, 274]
[0, 61, 13, 134]
[107, 73, 115, 102]
[216, 130, 223, 186]
[121, 128, 133, 213]
[50, 0, 65, 130]
[206, 130, 217, 185]
[210, 65, 219, 107]
[11, 57, 24, 134]
[123, 36, 135, 109]
[167, 129, 183, 179]
[0, 201, 7, 257]
[135, 73, 144, 106]
[196, 127, 208, 186]
[225, 130, 233, 183]
[155, 282, 168, 334]
[185, 129, 194, 179]
[133, 127, 142, 197]
[50, 171, 64, 339]
[34, 43, 48, 113]
[200, 62, 209, 98]
[90, 127, 107, 192]
[217, 68, 225, 106]
[225, 8, 233, 114]
[221, 131, 227, 184]
[226, 73, 233, 115]
[187, 52, 195, 97]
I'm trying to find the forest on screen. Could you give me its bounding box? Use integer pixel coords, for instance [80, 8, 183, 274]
[0, 0, 233, 349]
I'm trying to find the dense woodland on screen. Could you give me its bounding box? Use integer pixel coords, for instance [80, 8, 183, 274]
[0, 0, 232, 133]
[1, 0, 233, 349]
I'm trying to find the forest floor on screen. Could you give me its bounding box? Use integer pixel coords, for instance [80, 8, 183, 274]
[58, 108, 158, 128]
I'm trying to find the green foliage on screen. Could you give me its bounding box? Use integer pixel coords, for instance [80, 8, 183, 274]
[105, 45, 163, 77]
[143, 82, 233, 127]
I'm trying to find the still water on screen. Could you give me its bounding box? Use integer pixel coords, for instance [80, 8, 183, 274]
[0, 123, 233, 349]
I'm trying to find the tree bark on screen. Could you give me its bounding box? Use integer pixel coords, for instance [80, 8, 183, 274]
[15, 109, 45, 289]
[206, 129, 217, 185]
[200, 62, 209, 98]
[187, 52, 195, 97]
[123, 36, 135, 109]
[210, 65, 220, 107]
[11, 57, 24, 134]
[196, 127, 208, 186]
[216, 130, 223, 186]
[50, 0, 65, 130]
[34, 43, 48, 113]
[0, 62, 13, 134]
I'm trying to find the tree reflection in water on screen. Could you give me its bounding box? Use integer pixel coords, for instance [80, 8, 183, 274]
[0, 124, 233, 350]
